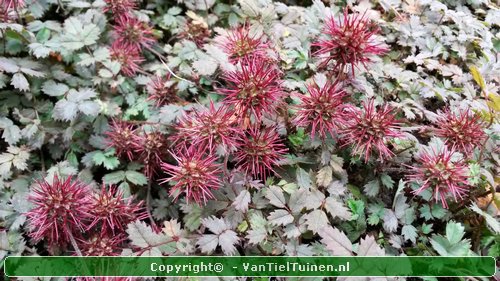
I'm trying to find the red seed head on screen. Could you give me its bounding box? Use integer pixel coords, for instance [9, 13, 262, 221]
[160, 145, 222, 205]
[110, 42, 145, 77]
[312, 9, 387, 75]
[0, 0, 24, 22]
[88, 184, 147, 234]
[234, 126, 288, 180]
[433, 108, 486, 156]
[132, 131, 169, 179]
[293, 80, 349, 140]
[218, 57, 285, 125]
[25, 176, 92, 250]
[103, 0, 136, 19]
[113, 16, 156, 52]
[341, 100, 402, 162]
[78, 233, 126, 256]
[178, 19, 211, 48]
[104, 119, 138, 161]
[171, 101, 240, 153]
[406, 145, 470, 208]
[218, 24, 270, 63]
[146, 74, 179, 107]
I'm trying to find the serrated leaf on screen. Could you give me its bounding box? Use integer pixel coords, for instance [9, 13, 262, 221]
[383, 209, 398, 233]
[304, 209, 328, 233]
[246, 228, 267, 245]
[445, 221, 465, 244]
[296, 167, 311, 190]
[61, 17, 100, 50]
[363, 179, 380, 197]
[197, 234, 218, 253]
[232, 190, 251, 212]
[11, 73, 29, 91]
[401, 225, 418, 243]
[219, 230, 239, 255]
[358, 235, 385, 256]
[380, 174, 394, 188]
[325, 197, 352, 221]
[265, 185, 286, 208]
[125, 170, 148, 186]
[193, 59, 218, 75]
[268, 209, 294, 226]
[317, 226, 353, 256]
[103, 171, 126, 184]
[238, 0, 260, 17]
[78, 101, 101, 116]
[53, 100, 78, 121]
[316, 166, 333, 187]
[42, 80, 69, 96]
[288, 188, 308, 214]
[126, 220, 171, 248]
[201, 216, 230, 235]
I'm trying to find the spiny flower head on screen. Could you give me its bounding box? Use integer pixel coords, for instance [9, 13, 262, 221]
[234, 126, 288, 180]
[25, 176, 92, 250]
[78, 233, 125, 256]
[171, 101, 240, 153]
[293, 80, 350, 140]
[110, 42, 144, 77]
[219, 58, 284, 125]
[132, 131, 169, 178]
[113, 16, 156, 52]
[104, 119, 138, 161]
[178, 18, 211, 48]
[146, 74, 179, 107]
[160, 145, 222, 205]
[0, 0, 24, 22]
[88, 184, 147, 234]
[312, 9, 387, 75]
[0, 0, 25, 10]
[341, 100, 402, 162]
[219, 24, 270, 63]
[406, 145, 470, 208]
[433, 108, 486, 156]
[103, 0, 136, 19]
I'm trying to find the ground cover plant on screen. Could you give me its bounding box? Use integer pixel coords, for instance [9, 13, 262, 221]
[0, 0, 499, 279]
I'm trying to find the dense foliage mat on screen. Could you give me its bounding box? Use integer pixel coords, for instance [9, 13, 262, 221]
[0, 0, 499, 279]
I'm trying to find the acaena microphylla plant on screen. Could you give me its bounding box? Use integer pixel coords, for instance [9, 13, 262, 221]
[78, 233, 126, 256]
[146, 73, 179, 107]
[104, 119, 138, 161]
[293, 79, 350, 141]
[103, 0, 136, 19]
[341, 100, 402, 162]
[218, 57, 284, 126]
[171, 101, 240, 153]
[132, 131, 169, 179]
[25, 176, 92, 252]
[432, 108, 486, 156]
[234, 126, 288, 180]
[159, 145, 222, 205]
[88, 184, 147, 234]
[110, 42, 145, 77]
[406, 145, 470, 209]
[312, 8, 387, 75]
[218, 24, 270, 63]
[113, 16, 156, 52]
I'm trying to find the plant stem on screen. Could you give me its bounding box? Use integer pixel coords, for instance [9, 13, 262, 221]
[68, 231, 82, 256]
[146, 179, 159, 232]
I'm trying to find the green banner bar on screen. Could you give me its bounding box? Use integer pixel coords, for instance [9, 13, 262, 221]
[4, 256, 496, 277]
